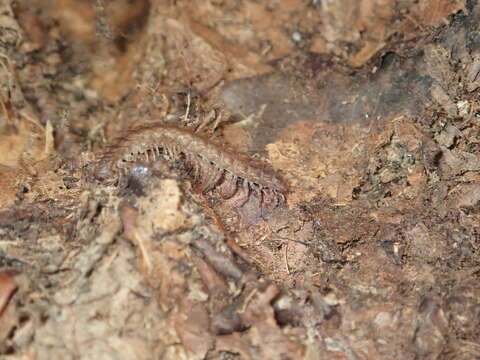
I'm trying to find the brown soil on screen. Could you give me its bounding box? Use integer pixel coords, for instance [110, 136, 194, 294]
[0, 0, 479, 359]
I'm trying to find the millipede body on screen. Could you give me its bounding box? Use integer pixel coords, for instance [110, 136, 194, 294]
[86, 122, 288, 202]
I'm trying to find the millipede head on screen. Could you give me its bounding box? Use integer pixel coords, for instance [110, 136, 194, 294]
[85, 158, 119, 186]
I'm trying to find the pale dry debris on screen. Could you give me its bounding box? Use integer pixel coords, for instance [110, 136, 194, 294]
[27, 241, 166, 360]
[136, 179, 189, 233]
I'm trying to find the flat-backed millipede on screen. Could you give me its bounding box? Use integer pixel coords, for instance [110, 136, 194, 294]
[85, 122, 288, 204]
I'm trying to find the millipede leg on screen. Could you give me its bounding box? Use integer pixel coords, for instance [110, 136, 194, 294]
[237, 180, 251, 207]
[219, 172, 238, 199]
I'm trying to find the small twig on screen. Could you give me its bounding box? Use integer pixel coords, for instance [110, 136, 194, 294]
[284, 242, 290, 275]
[44, 119, 55, 155]
[238, 288, 257, 314]
[276, 235, 310, 247]
[183, 90, 191, 124]
[191, 237, 244, 281]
